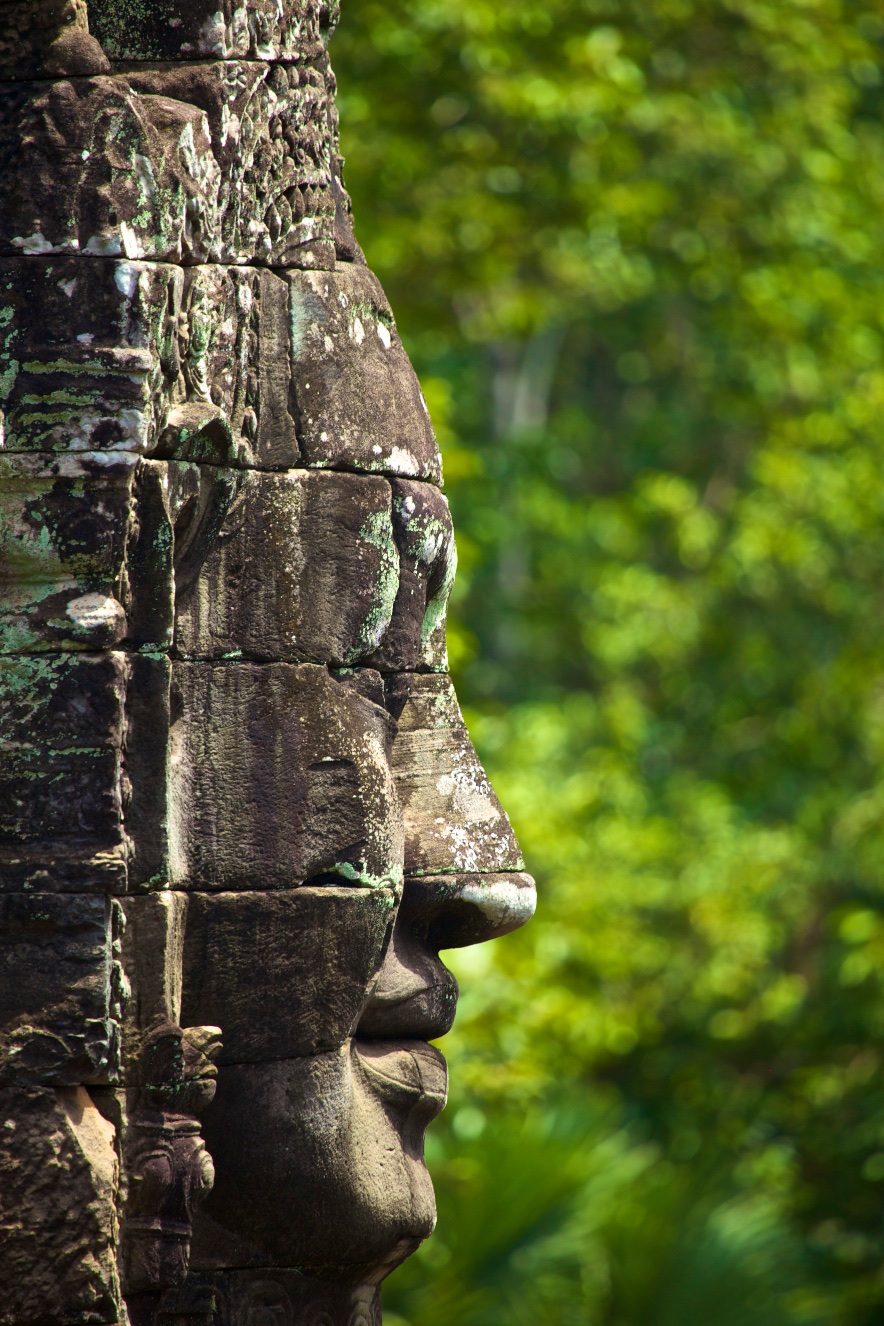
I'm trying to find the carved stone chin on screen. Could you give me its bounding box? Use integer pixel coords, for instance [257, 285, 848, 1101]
[0, 1, 536, 1322]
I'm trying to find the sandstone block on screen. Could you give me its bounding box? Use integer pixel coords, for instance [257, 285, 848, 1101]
[384, 673, 524, 877]
[169, 662, 403, 891]
[88, 0, 337, 65]
[166, 1270, 379, 1326]
[0, 452, 138, 653]
[0, 453, 212, 656]
[0, 258, 178, 457]
[174, 468, 398, 666]
[0, 259, 302, 467]
[0, 453, 408, 663]
[0, 652, 169, 892]
[180, 887, 396, 1063]
[367, 479, 455, 672]
[288, 266, 442, 481]
[0, 1084, 122, 1324]
[120, 893, 188, 1067]
[0, 895, 127, 1085]
[0, 63, 335, 266]
[168, 266, 299, 470]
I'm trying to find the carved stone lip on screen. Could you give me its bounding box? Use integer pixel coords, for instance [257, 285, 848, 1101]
[355, 977, 456, 1041]
[353, 1040, 448, 1115]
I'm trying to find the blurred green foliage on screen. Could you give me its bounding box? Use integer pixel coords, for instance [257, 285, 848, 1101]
[333, 2, 884, 1320]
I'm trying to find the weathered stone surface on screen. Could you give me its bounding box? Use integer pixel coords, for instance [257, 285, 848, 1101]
[174, 468, 399, 665]
[0, 455, 406, 661]
[120, 654, 173, 892]
[168, 266, 299, 470]
[0, 652, 127, 890]
[0, 0, 110, 83]
[0, 0, 537, 1308]
[0, 652, 169, 891]
[0, 454, 165, 656]
[0, 895, 127, 1085]
[169, 662, 403, 891]
[0, 1084, 122, 1325]
[0, 453, 226, 656]
[121, 1023, 221, 1298]
[0, 258, 178, 457]
[0, 452, 138, 653]
[180, 887, 396, 1064]
[384, 673, 524, 877]
[169, 1269, 380, 1326]
[0, 259, 303, 467]
[367, 479, 455, 672]
[121, 893, 189, 1057]
[0, 63, 335, 266]
[400, 872, 538, 949]
[288, 266, 442, 481]
[88, 0, 337, 66]
[191, 1043, 444, 1278]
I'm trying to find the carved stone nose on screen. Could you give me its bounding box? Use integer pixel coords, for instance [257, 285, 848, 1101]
[382, 667, 535, 948]
[355, 873, 536, 1042]
[385, 673, 526, 880]
[402, 872, 537, 950]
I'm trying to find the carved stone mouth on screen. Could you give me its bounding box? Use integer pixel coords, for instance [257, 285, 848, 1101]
[355, 978, 457, 1041]
[353, 1040, 448, 1116]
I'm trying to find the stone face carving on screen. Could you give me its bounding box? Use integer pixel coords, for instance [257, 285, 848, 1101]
[0, 3, 536, 1322]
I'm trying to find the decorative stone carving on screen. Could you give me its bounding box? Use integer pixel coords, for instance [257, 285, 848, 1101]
[87, 0, 336, 67]
[0, 894, 127, 1085]
[0, 0, 110, 82]
[0, 63, 336, 267]
[122, 1021, 222, 1296]
[0, 2, 536, 1321]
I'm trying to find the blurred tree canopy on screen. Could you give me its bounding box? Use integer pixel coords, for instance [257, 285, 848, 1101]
[333, 3, 884, 1322]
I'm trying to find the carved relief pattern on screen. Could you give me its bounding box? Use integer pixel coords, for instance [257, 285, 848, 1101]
[122, 1023, 221, 1296]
